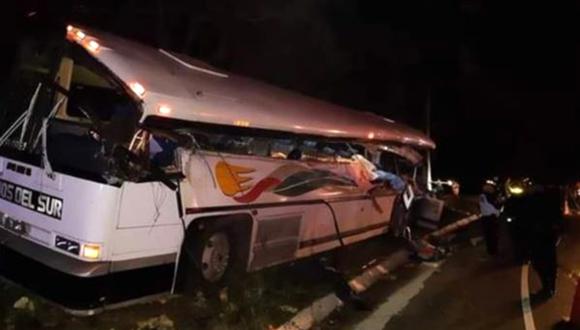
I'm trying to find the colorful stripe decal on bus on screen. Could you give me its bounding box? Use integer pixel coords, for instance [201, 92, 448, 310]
[215, 161, 357, 203]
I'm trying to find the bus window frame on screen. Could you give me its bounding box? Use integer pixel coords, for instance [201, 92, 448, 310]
[146, 126, 355, 166]
[53, 43, 142, 125]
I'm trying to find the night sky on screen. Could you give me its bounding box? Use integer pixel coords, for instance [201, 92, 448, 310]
[1, 0, 576, 191]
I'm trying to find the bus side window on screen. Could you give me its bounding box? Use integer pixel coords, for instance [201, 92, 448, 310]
[395, 157, 414, 178]
[270, 139, 296, 159]
[286, 148, 303, 160]
[380, 152, 397, 174]
[149, 133, 179, 170]
[301, 140, 336, 162]
[248, 137, 271, 157]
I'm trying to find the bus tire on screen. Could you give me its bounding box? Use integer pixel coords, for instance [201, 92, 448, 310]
[390, 196, 411, 238]
[180, 217, 250, 294]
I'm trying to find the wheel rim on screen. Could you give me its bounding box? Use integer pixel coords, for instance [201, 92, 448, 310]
[200, 232, 230, 283]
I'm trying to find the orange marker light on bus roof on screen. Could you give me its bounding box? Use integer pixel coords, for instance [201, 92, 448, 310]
[75, 30, 86, 40]
[158, 105, 172, 115]
[367, 132, 375, 139]
[129, 82, 146, 98]
[87, 40, 100, 52]
[234, 120, 250, 127]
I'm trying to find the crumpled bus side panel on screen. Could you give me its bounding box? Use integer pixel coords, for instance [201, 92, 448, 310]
[181, 151, 398, 269]
[181, 152, 373, 208]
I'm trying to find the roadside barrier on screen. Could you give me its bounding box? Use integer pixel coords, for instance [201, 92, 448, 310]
[423, 213, 481, 242]
[277, 213, 481, 330]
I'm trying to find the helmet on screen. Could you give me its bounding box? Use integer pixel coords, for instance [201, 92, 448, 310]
[482, 177, 499, 193]
[505, 177, 532, 197]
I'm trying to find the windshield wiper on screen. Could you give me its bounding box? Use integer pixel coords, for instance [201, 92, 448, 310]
[0, 83, 42, 149]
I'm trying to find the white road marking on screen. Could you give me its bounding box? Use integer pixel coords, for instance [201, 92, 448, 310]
[278, 214, 479, 330]
[354, 262, 441, 330]
[521, 264, 537, 330]
[277, 250, 409, 330]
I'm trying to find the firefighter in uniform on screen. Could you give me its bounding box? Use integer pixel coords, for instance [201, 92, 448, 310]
[503, 178, 563, 302]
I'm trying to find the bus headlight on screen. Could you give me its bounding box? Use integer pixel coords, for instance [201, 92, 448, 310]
[82, 244, 102, 260]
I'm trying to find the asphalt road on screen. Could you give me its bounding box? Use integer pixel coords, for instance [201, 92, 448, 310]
[326, 218, 580, 330]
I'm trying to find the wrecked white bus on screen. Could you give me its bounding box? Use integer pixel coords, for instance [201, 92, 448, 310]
[0, 25, 435, 313]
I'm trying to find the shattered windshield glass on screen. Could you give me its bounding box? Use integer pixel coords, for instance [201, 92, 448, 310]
[0, 37, 142, 184]
[0, 32, 61, 141]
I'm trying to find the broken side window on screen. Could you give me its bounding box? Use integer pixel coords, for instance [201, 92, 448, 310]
[139, 117, 357, 165]
[270, 139, 295, 159]
[380, 152, 397, 173]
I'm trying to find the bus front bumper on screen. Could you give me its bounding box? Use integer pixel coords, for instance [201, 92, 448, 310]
[0, 228, 109, 277]
[0, 228, 176, 312]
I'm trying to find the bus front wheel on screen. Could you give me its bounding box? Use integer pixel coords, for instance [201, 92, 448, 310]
[182, 225, 237, 292]
[199, 231, 231, 283]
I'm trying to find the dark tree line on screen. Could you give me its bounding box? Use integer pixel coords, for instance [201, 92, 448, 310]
[1, 0, 575, 188]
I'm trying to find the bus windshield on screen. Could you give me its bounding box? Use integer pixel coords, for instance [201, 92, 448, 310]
[0, 34, 142, 184]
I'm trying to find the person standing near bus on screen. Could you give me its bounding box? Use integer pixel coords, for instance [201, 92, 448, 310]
[528, 184, 563, 302]
[479, 178, 502, 256]
[503, 179, 563, 302]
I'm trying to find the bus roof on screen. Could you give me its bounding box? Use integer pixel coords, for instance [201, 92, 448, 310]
[68, 26, 435, 149]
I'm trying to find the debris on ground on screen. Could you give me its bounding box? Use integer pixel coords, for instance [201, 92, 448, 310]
[362, 258, 379, 270]
[378, 272, 398, 281]
[224, 302, 239, 315]
[136, 314, 175, 330]
[244, 286, 265, 301]
[470, 236, 484, 246]
[219, 287, 229, 304]
[13, 296, 35, 313]
[410, 240, 446, 262]
[192, 291, 208, 309]
[279, 305, 299, 314]
[438, 233, 457, 244]
[38, 307, 61, 328]
[209, 323, 229, 330]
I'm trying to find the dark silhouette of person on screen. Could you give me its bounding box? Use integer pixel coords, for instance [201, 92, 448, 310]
[287, 148, 302, 160]
[479, 179, 502, 256]
[503, 179, 563, 302]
